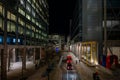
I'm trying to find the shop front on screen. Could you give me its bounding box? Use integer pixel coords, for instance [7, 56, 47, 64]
[81, 41, 98, 66]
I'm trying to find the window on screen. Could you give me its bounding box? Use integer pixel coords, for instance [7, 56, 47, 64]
[7, 11, 16, 21]
[32, 26, 35, 31]
[0, 17, 4, 31]
[18, 8, 25, 16]
[33, 0, 36, 4]
[36, 34, 38, 38]
[36, 22, 38, 26]
[11, 22, 16, 32]
[18, 18, 25, 26]
[39, 24, 41, 28]
[27, 0, 31, 3]
[36, 29, 38, 33]
[7, 21, 16, 32]
[32, 18, 35, 23]
[7, 11, 11, 20]
[39, 35, 41, 39]
[26, 24, 31, 29]
[32, 9, 35, 17]
[32, 3, 35, 9]
[26, 3, 31, 12]
[0, 3, 4, 16]
[11, 13, 16, 21]
[32, 32, 34, 37]
[7, 21, 11, 32]
[26, 30, 30, 35]
[18, 26, 24, 34]
[20, 0, 25, 7]
[26, 14, 30, 20]
[39, 30, 41, 34]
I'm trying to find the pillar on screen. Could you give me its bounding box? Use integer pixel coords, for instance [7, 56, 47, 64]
[20, 48, 26, 70]
[22, 48, 26, 70]
[33, 48, 35, 64]
[1, 5, 7, 80]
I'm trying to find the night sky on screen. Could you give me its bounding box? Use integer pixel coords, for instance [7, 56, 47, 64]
[48, 0, 76, 36]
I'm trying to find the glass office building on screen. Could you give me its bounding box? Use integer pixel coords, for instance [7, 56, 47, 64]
[0, 0, 49, 45]
[0, 0, 49, 79]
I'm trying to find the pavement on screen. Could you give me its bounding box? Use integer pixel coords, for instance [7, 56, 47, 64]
[7, 62, 36, 80]
[68, 51, 120, 80]
[7, 54, 61, 80]
[6, 51, 120, 80]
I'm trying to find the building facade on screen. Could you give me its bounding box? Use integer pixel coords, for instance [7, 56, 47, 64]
[0, 0, 49, 79]
[70, 0, 120, 66]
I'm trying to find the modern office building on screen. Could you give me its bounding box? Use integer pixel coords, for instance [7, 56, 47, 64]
[70, 0, 120, 66]
[0, 0, 49, 79]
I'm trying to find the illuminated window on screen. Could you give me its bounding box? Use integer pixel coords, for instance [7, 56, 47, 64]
[32, 26, 35, 31]
[18, 18, 25, 26]
[7, 11, 16, 21]
[26, 14, 30, 20]
[0, 17, 3, 31]
[0, 4, 4, 16]
[32, 3, 35, 9]
[26, 24, 31, 29]
[36, 29, 38, 33]
[7, 21, 11, 32]
[11, 22, 16, 32]
[18, 26, 24, 34]
[26, 30, 30, 35]
[36, 3, 39, 8]
[26, 3, 31, 12]
[32, 18, 35, 23]
[39, 24, 41, 28]
[33, 0, 36, 4]
[11, 13, 16, 21]
[36, 22, 38, 26]
[20, 0, 25, 7]
[18, 8, 25, 16]
[32, 32, 34, 37]
[7, 11, 11, 20]
[7, 21, 16, 32]
[27, 0, 31, 3]
[39, 35, 41, 39]
[39, 30, 41, 33]
[36, 34, 38, 38]
[32, 9, 35, 17]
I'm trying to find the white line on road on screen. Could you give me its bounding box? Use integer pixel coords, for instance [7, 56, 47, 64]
[67, 70, 68, 80]
[58, 56, 63, 67]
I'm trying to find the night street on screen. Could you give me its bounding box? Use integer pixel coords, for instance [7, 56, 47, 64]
[0, 0, 120, 80]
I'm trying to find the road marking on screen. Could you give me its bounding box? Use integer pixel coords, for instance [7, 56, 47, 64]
[58, 56, 63, 67]
[67, 70, 68, 80]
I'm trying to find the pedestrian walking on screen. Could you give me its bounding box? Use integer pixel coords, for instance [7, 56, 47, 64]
[93, 72, 100, 80]
[76, 60, 77, 64]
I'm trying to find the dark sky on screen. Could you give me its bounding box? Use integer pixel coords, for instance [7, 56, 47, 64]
[48, 0, 76, 36]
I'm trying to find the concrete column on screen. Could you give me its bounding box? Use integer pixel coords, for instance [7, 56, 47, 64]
[7, 49, 10, 71]
[22, 48, 26, 70]
[40, 47, 41, 60]
[1, 6, 7, 80]
[12, 48, 16, 62]
[33, 48, 35, 64]
[20, 48, 26, 70]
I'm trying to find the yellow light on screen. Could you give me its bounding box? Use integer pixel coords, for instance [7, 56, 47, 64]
[95, 61, 98, 65]
[91, 59, 94, 63]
